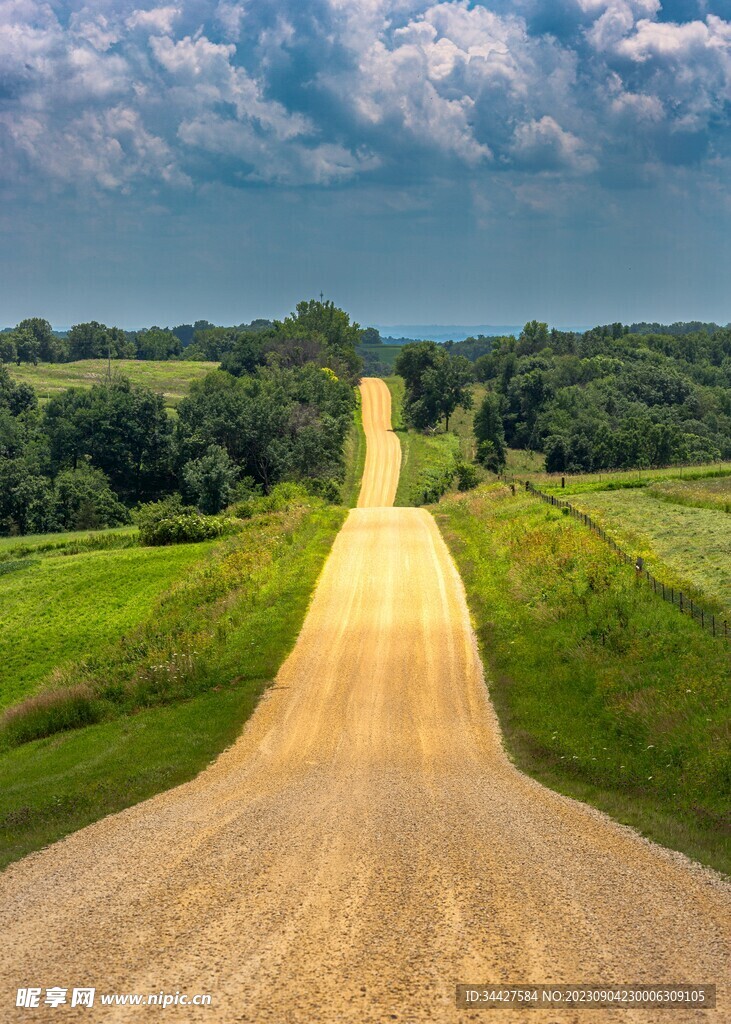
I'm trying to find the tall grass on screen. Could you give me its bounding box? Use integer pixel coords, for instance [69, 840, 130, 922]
[436, 485, 731, 874]
[340, 395, 367, 507]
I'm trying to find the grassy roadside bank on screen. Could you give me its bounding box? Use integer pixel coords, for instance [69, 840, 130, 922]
[385, 376, 466, 506]
[341, 392, 367, 507]
[0, 497, 345, 868]
[435, 485, 730, 875]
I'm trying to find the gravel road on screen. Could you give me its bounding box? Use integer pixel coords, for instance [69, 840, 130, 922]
[0, 378, 728, 1023]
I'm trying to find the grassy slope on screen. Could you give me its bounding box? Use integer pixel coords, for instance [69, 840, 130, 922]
[568, 489, 731, 619]
[0, 526, 136, 558]
[435, 486, 730, 875]
[0, 539, 216, 710]
[8, 359, 218, 410]
[0, 501, 344, 867]
[340, 392, 367, 507]
[385, 375, 475, 506]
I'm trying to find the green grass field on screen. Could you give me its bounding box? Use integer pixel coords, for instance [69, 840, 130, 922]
[648, 476, 731, 513]
[0, 526, 136, 559]
[358, 344, 402, 372]
[8, 359, 218, 410]
[0, 497, 345, 866]
[0, 538, 218, 710]
[534, 462, 731, 495]
[569, 489, 731, 619]
[436, 485, 731, 874]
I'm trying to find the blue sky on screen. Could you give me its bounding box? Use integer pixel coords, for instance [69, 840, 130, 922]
[1, 0, 731, 328]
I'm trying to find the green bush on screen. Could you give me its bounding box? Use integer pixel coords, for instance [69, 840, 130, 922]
[455, 462, 480, 491]
[133, 495, 226, 546]
[232, 481, 312, 519]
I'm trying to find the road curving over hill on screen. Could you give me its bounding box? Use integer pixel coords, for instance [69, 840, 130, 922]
[357, 376, 401, 508]
[0, 378, 728, 1023]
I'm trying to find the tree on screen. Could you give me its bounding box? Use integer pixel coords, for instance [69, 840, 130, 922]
[474, 393, 506, 469]
[53, 463, 129, 530]
[277, 299, 363, 382]
[135, 328, 182, 361]
[395, 343, 472, 431]
[422, 354, 473, 431]
[360, 327, 382, 345]
[68, 322, 126, 361]
[182, 445, 239, 513]
[0, 334, 17, 364]
[17, 318, 59, 361]
[14, 328, 40, 365]
[176, 364, 354, 493]
[544, 435, 568, 473]
[44, 377, 174, 501]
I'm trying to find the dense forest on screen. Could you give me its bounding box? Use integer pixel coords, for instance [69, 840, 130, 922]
[0, 301, 361, 535]
[397, 321, 731, 473]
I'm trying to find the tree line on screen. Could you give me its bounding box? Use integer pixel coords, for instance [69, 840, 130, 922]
[394, 320, 731, 474]
[0, 301, 361, 535]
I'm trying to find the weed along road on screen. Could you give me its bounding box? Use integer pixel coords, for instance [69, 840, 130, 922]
[0, 378, 729, 1023]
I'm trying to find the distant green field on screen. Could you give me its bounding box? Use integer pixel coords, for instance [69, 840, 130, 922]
[0, 539, 216, 710]
[535, 462, 731, 495]
[8, 359, 218, 409]
[358, 344, 402, 371]
[570, 489, 731, 619]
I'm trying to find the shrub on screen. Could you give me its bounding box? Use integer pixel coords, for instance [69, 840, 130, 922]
[232, 481, 312, 519]
[306, 477, 341, 503]
[133, 495, 226, 546]
[455, 462, 480, 491]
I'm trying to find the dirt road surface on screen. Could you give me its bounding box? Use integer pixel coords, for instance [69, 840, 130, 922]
[0, 378, 728, 1023]
[357, 376, 401, 508]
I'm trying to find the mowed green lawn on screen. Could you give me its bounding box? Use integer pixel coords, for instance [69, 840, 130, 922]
[570, 488, 731, 618]
[0, 540, 216, 710]
[8, 359, 218, 410]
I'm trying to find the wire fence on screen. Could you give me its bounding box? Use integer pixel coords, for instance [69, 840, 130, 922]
[520, 479, 730, 644]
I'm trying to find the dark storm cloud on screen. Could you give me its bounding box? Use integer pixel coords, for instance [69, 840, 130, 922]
[1, 1, 731, 326]
[1, 0, 729, 195]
